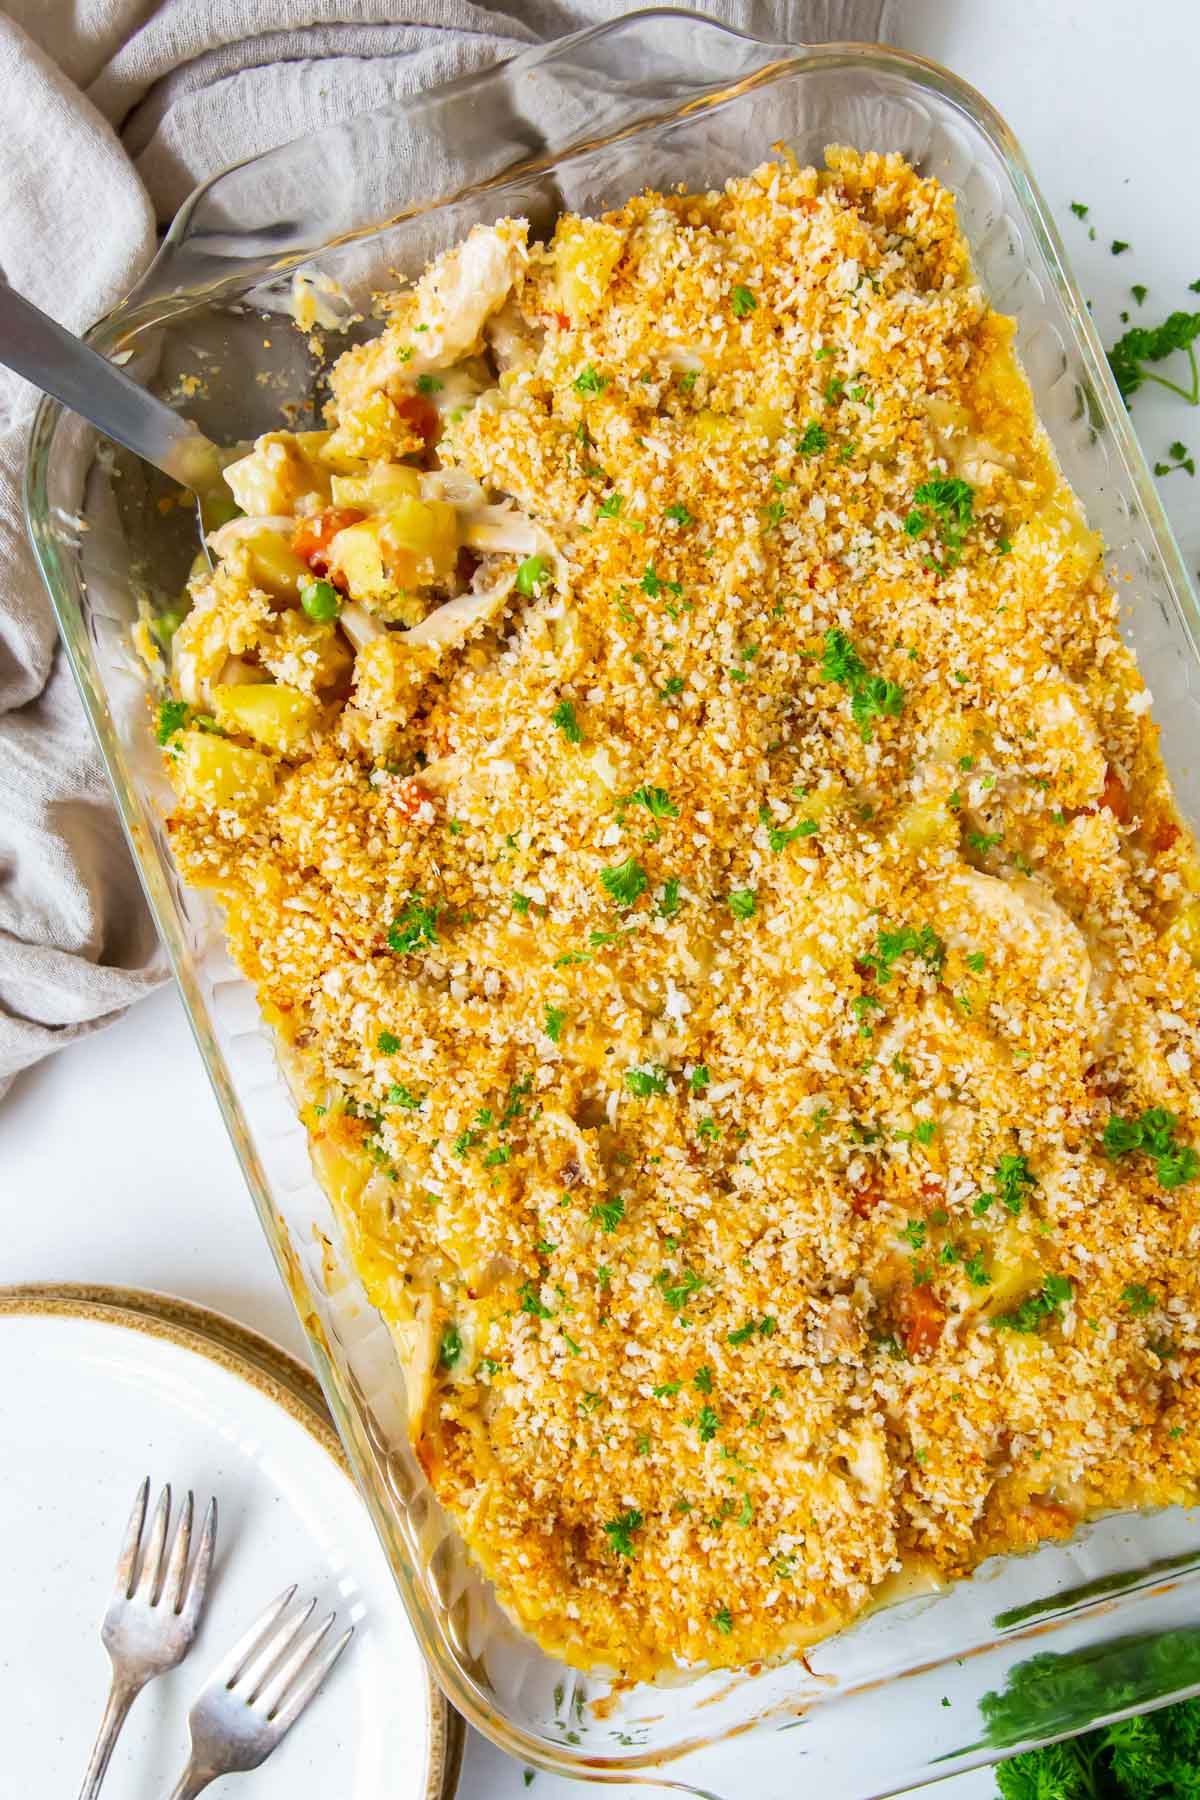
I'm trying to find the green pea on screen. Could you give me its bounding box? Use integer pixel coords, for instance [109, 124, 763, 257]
[300, 578, 341, 622]
[516, 554, 549, 597]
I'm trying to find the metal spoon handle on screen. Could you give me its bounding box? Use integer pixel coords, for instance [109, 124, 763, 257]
[0, 281, 218, 488]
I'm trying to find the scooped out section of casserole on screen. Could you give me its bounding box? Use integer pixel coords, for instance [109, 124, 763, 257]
[149, 148, 1200, 1679]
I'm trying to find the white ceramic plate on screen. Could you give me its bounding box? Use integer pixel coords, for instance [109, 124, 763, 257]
[0, 1288, 457, 1800]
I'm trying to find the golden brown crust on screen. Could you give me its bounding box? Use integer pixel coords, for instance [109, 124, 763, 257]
[161, 149, 1200, 1679]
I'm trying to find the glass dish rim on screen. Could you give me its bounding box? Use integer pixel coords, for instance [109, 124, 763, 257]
[23, 12, 1200, 1789]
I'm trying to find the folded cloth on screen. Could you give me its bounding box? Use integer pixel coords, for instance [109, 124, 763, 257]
[0, 0, 887, 1095]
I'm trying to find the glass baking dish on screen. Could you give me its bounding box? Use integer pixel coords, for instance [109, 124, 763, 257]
[25, 12, 1200, 1795]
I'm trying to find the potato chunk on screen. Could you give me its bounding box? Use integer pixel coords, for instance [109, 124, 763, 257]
[171, 730, 276, 809]
[211, 682, 319, 754]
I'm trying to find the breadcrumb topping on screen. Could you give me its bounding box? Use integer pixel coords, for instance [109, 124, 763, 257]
[159, 149, 1200, 1679]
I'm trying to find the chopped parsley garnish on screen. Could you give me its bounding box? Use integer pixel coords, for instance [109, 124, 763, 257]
[797, 420, 829, 457]
[653, 1380, 680, 1397]
[665, 503, 694, 526]
[713, 1605, 733, 1634]
[1069, 201, 1088, 219]
[518, 1280, 553, 1320]
[727, 888, 757, 920]
[657, 877, 682, 918]
[852, 994, 883, 1036]
[544, 1004, 567, 1043]
[155, 699, 189, 744]
[694, 1365, 714, 1393]
[677, 370, 699, 393]
[968, 830, 1004, 854]
[1131, 283, 1148, 306]
[625, 785, 678, 819]
[387, 893, 440, 955]
[656, 1266, 705, 1312]
[860, 921, 945, 983]
[974, 1153, 1038, 1217]
[762, 499, 786, 531]
[624, 1066, 668, 1098]
[600, 855, 647, 908]
[992, 1273, 1073, 1333]
[819, 627, 904, 740]
[377, 1030, 401, 1055]
[966, 950, 986, 974]
[1104, 1107, 1198, 1189]
[1107, 310, 1200, 405]
[439, 1325, 462, 1368]
[963, 1251, 991, 1287]
[598, 491, 624, 519]
[1154, 440, 1196, 477]
[658, 675, 684, 702]
[387, 1083, 423, 1111]
[591, 1194, 626, 1232]
[728, 1317, 776, 1344]
[415, 373, 443, 394]
[697, 1404, 720, 1442]
[603, 1509, 642, 1558]
[768, 818, 819, 850]
[730, 285, 758, 318]
[550, 698, 583, 743]
[1122, 1283, 1156, 1317]
[573, 364, 607, 395]
[1111, 239, 1130, 255]
[641, 564, 682, 599]
[904, 476, 975, 571]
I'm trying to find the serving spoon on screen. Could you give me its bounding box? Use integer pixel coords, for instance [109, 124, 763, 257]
[0, 279, 226, 543]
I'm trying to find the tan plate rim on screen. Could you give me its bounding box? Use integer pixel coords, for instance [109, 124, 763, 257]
[0, 1280, 463, 1800]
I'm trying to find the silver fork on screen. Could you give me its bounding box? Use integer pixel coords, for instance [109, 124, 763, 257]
[79, 1479, 218, 1800]
[164, 1585, 354, 1799]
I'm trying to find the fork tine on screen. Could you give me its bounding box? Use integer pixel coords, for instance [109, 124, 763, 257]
[178, 1496, 217, 1627]
[161, 1489, 194, 1612]
[269, 1622, 353, 1737]
[207, 1586, 297, 1690]
[113, 1477, 150, 1598]
[255, 1611, 334, 1718]
[235, 1598, 316, 1701]
[134, 1483, 172, 1602]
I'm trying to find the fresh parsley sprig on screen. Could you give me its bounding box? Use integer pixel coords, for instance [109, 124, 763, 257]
[819, 628, 905, 741]
[1108, 311, 1200, 405]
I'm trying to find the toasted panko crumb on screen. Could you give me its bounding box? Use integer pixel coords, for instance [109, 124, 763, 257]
[162, 149, 1200, 1680]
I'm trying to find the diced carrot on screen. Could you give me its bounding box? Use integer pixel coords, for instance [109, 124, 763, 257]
[919, 1173, 947, 1209]
[392, 392, 441, 447]
[898, 1284, 945, 1358]
[1100, 767, 1130, 823]
[851, 1182, 885, 1219]
[390, 777, 435, 824]
[1151, 816, 1180, 855]
[292, 506, 365, 574]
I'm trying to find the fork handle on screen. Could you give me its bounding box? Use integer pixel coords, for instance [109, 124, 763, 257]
[77, 1670, 143, 1800]
[163, 1762, 216, 1800]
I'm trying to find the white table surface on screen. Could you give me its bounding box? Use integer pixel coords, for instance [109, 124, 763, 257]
[4, 4, 1199, 1796]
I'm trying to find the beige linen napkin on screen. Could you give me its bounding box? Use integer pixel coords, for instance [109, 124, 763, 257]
[0, 0, 887, 1095]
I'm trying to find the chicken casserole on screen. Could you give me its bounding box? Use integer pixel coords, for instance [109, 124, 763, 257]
[148, 148, 1200, 1678]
